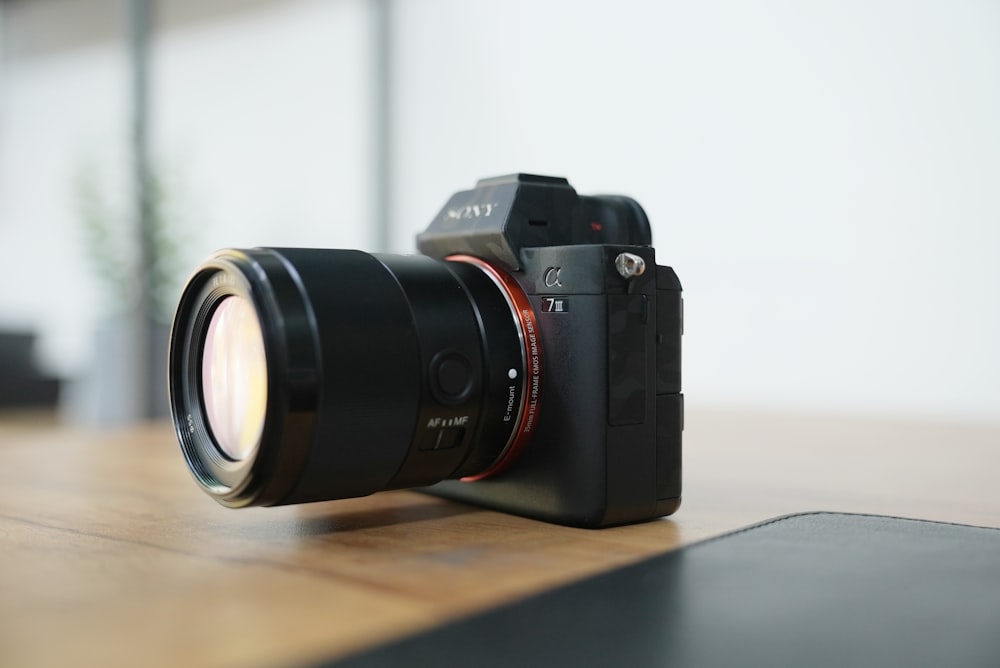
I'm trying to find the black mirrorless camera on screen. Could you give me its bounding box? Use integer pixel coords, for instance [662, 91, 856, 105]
[169, 174, 683, 528]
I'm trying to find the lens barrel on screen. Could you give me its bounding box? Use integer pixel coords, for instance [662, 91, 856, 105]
[169, 248, 540, 508]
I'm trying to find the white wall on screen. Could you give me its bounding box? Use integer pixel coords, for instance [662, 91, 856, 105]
[1, 0, 997, 422]
[0, 37, 126, 373]
[0, 0, 373, 375]
[153, 0, 373, 253]
[390, 0, 1000, 421]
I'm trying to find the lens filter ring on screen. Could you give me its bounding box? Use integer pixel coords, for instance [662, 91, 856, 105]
[169, 249, 320, 507]
[446, 255, 542, 481]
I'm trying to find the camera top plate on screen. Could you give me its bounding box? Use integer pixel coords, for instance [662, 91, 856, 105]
[416, 174, 653, 271]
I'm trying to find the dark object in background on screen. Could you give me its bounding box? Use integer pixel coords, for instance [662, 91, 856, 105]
[0, 331, 60, 408]
[169, 174, 683, 527]
[322, 512, 1000, 668]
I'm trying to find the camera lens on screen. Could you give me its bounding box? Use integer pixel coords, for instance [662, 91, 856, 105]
[168, 248, 541, 508]
[200, 296, 268, 461]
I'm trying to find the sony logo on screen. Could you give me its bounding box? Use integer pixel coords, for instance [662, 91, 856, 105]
[445, 202, 499, 221]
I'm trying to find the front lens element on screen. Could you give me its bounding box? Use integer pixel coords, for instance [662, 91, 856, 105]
[201, 296, 268, 461]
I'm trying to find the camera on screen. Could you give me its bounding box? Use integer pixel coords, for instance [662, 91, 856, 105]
[168, 174, 683, 528]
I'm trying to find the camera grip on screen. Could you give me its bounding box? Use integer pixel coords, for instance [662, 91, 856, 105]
[655, 266, 683, 507]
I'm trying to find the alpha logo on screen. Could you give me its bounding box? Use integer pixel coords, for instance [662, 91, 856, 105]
[543, 266, 563, 288]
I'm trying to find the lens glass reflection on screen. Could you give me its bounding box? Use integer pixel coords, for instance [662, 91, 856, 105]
[201, 296, 268, 461]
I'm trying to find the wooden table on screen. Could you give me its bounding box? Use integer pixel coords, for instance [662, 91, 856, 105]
[2, 407, 998, 668]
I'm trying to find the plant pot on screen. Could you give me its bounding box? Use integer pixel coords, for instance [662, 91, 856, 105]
[61, 317, 170, 425]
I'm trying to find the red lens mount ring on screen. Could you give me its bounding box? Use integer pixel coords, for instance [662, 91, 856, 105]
[447, 255, 542, 481]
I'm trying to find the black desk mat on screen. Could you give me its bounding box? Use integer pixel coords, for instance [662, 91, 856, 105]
[321, 512, 1000, 667]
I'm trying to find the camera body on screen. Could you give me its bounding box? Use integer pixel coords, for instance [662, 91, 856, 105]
[417, 174, 683, 527]
[169, 173, 682, 529]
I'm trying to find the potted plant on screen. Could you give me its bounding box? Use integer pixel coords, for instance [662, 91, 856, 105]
[63, 161, 187, 424]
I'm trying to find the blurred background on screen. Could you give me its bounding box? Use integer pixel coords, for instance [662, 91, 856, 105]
[0, 0, 997, 425]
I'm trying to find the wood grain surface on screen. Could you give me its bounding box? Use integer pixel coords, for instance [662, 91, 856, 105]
[1, 407, 998, 668]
